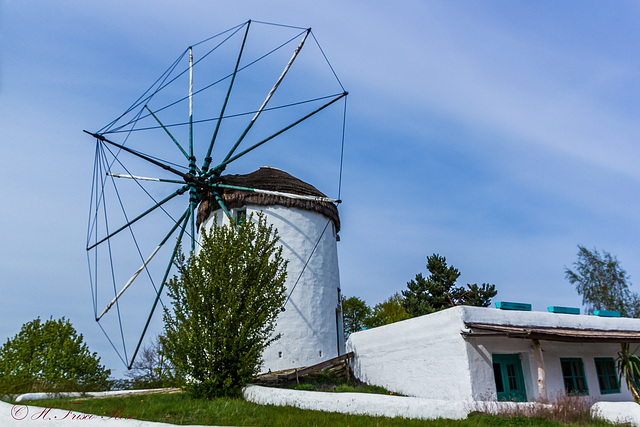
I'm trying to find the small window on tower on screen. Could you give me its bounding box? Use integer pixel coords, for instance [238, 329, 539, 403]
[235, 208, 246, 224]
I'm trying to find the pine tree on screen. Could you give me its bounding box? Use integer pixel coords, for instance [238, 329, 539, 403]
[402, 254, 497, 317]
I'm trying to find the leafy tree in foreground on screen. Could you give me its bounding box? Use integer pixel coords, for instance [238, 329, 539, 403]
[341, 296, 372, 340]
[161, 213, 287, 398]
[0, 317, 111, 395]
[402, 254, 497, 317]
[565, 245, 639, 317]
[364, 293, 410, 329]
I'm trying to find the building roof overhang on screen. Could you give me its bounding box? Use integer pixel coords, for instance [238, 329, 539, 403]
[463, 322, 640, 343]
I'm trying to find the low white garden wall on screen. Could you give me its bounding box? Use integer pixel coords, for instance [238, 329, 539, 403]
[593, 401, 640, 426]
[243, 384, 470, 420]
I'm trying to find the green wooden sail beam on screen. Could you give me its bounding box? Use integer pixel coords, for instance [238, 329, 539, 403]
[144, 105, 191, 163]
[128, 207, 191, 369]
[212, 191, 233, 223]
[86, 184, 189, 251]
[220, 28, 311, 170]
[207, 91, 348, 178]
[84, 131, 198, 184]
[96, 207, 191, 321]
[202, 21, 251, 174]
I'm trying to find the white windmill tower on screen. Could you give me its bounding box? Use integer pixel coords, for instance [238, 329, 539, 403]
[197, 166, 345, 372]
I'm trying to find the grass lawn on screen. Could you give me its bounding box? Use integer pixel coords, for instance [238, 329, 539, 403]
[23, 392, 615, 426]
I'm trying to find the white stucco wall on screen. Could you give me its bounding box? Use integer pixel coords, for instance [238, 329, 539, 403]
[200, 204, 343, 373]
[348, 305, 640, 403]
[346, 307, 474, 400]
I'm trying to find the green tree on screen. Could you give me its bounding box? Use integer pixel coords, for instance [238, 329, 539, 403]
[161, 213, 288, 398]
[0, 317, 111, 395]
[341, 296, 372, 340]
[364, 293, 410, 328]
[565, 245, 639, 317]
[402, 254, 497, 317]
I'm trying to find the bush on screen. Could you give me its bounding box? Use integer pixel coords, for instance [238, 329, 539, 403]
[161, 213, 287, 398]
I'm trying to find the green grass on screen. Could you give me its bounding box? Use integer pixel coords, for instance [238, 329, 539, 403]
[14, 393, 616, 426]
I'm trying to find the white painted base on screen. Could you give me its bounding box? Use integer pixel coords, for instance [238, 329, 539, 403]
[244, 385, 640, 425]
[593, 401, 640, 426]
[243, 384, 470, 420]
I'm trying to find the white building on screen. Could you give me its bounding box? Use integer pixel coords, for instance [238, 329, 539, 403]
[347, 304, 640, 402]
[197, 167, 345, 373]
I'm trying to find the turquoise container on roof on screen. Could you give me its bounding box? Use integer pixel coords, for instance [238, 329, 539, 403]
[495, 301, 532, 311]
[593, 310, 621, 317]
[548, 306, 580, 315]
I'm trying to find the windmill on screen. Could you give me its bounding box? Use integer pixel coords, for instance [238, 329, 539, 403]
[85, 20, 348, 370]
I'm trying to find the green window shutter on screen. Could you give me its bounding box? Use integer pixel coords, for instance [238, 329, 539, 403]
[560, 358, 589, 396]
[492, 354, 527, 402]
[595, 357, 620, 394]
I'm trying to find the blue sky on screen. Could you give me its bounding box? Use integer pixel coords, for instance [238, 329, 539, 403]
[2, 1, 640, 377]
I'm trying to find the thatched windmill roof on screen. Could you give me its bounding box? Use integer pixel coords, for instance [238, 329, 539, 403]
[196, 167, 340, 232]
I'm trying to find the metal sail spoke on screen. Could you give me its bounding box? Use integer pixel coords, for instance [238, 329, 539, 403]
[96, 208, 191, 321]
[87, 185, 188, 251]
[84, 131, 196, 182]
[222, 29, 311, 167]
